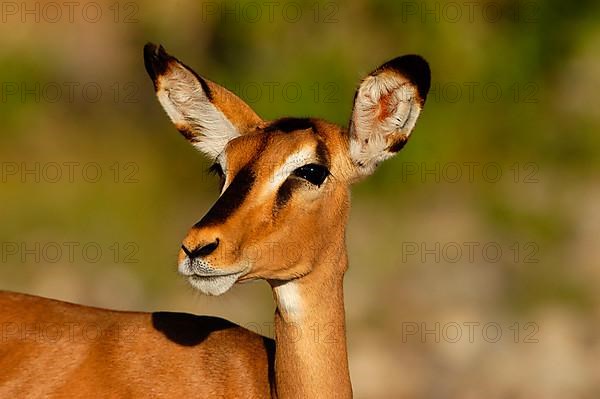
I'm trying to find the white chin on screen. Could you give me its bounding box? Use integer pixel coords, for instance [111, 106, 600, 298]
[188, 274, 240, 296]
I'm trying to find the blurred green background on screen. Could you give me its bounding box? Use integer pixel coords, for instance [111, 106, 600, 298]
[1, 0, 599, 397]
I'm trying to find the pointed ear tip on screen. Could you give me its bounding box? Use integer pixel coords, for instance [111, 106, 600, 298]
[143, 42, 157, 52]
[381, 54, 431, 102]
[143, 42, 171, 81]
[143, 42, 164, 60]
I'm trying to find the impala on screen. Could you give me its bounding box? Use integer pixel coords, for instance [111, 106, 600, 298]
[0, 43, 430, 398]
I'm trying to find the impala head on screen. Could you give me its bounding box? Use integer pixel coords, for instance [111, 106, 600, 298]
[144, 43, 430, 296]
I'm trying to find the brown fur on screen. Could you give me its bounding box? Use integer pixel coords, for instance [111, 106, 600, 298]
[182, 119, 353, 279]
[205, 80, 263, 133]
[0, 44, 430, 398]
[0, 291, 275, 398]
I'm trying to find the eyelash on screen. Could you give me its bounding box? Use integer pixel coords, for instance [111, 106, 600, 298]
[207, 163, 225, 189]
[207, 163, 224, 178]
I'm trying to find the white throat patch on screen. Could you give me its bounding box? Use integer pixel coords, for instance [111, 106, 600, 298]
[273, 281, 303, 321]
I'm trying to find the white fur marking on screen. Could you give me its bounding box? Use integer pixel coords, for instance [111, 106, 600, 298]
[349, 72, 422, 176]
[260, 147, 315, 198]
[179, 256, 246, 296]
[156, 66, 240, 159]
[274, 281, 303, 321]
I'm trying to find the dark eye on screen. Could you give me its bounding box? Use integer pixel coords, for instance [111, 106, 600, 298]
[208, 163, 224, 177]
[292, 163, 329, 186]
[208, 163, 225, 188]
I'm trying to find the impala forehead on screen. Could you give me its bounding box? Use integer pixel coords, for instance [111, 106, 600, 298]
[222, 131, 330, 179]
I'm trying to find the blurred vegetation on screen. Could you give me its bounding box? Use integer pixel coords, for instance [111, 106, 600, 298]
[1, 0, 599, 397]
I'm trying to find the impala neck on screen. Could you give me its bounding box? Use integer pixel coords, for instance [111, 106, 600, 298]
[271, 246, 352, 398]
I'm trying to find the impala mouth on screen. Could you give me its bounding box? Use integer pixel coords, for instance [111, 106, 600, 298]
[187, 270, 246, 296]
[189, 271, 241, 278]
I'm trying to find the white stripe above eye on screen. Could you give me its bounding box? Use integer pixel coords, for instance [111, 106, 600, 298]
[259, 146, 316, 198]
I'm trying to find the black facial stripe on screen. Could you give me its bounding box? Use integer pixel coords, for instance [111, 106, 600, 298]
[263, 117, 315, 133]
[275, 178, 301, 213]
[195, 166, 255, 227]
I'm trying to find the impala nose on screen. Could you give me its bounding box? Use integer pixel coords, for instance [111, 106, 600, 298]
[181, 239, 220, 259]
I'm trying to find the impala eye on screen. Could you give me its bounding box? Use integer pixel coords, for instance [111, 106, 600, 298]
[292, 163, 329, 186]
[208, 163, 224, 177]
[208, 163, 225, 188]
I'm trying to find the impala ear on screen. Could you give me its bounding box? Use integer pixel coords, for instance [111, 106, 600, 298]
[143, 43, 263, 159]
[348, 55, 430, 178]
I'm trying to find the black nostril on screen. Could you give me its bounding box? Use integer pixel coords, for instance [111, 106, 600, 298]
[182, 239, 220, 259]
